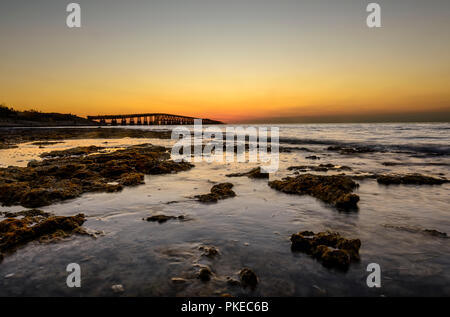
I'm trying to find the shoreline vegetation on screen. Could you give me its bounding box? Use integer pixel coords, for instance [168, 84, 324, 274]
[0, 105, 97, 127]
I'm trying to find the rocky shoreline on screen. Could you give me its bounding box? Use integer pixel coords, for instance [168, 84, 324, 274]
[0, 128, 449, 296]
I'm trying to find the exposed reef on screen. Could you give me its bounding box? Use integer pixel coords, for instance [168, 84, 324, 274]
[0, 210, 87, 261]
[239, 268, 258, 288]
[383, 224, 448, 238]
[288, 164, 352, 173]
[40, 146, 105, 158]
[269, 174, 359, 209]
[145, 215, 185, 223]
[376, 173, 448, 185]
[195, 183, 236, 203]
[290, 231, 361, 270]
[0, 144, 193, 208]
[327, 145, 377, 155]
[0, 127, 171, 146]
[226, 167, 269, 179]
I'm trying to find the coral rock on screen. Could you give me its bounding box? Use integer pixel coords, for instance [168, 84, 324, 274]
[269, 174, 359, 209]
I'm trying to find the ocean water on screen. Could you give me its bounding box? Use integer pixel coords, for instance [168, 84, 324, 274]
[0, 123, 449, 296]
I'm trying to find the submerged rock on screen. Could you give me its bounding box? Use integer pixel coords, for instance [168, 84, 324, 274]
[195, 183, 236, 203]
[31, 141, 64, 146]
[423, 229, 448, 238]
[0, 144, 194, 208]
[269, 174, 359, 209]
[226, 167, 269, 179]
[383, 224, 448, 238]
[199, 246, 219, 258]
[290, 231, 361, 270]
[376, 174, 448, 185]
[0, 212, 86, 259]
[0, 142, 18, 150]
[40, 146, 104, 158]
[239, 268, 258, 288]
[288, 164, 352, 173]
[327, 145, 376, 154]
[145, 215, 185, 223]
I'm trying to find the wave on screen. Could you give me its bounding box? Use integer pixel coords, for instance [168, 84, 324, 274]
[279, 137, 450, 156]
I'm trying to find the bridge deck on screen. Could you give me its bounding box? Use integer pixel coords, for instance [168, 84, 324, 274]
[87, 113, 223, 125]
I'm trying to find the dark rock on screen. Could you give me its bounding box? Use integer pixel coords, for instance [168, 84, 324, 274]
[306, 155, 320, 160]
[195, 183, 236, 203]
[290, 231, 361, 270]
[31, 141, 64, 146]
[239, 268, 258, 288]
[0, 144, 194, 208]
[376, 174, 448, 185]
[327, 145, 376, 154]
[146, 215, 184, 223]
[288, 164, 352, 173]
[226, 167, 269, 179]
[269, 174, 359, 209]
[0, 212, 86, 256]
[200, 246, 219, 258]
[226, 277, 241, 286]
[0, 142, 18, 150]
[423, 229, 447, 238]
[40, 146, 104, 158]
[198, 267, 212, 281]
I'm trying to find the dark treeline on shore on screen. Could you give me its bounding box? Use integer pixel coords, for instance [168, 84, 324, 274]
[0, 105, 96, 127]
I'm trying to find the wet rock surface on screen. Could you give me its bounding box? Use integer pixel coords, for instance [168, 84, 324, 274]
[226, 167, 269, 179]
[0, 144, 194, 208]
[40, 146, 105, 158]
[0, 127, 171, 146]
[327, 145, 377, 154]
[145, 215, 185, 223]
[376, 173, 448, 185]
[30, 141, 64, 147]
[198, 267, 213, 281]
[239, 268, 258, 288]
[0, 211, 87, 261]
[0, 142, 18, 150]
[290, 231, 361, 270]
[269, 174, 360, 209]
[288, 164, 352, 173]
[195, 183, 236, 203]
[383, 224, 448, 238]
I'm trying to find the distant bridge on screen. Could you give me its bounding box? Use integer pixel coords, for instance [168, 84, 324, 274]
[87, 113, 223, 125]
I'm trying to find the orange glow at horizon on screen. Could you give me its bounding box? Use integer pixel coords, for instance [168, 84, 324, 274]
[1, 1, 449, 123]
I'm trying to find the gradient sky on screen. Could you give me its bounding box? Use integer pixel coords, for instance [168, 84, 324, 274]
[1, 0, 449, 122]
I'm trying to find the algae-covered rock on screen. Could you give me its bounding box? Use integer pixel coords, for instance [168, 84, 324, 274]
[145, 215, 184, 223]
[376, 173, 448, 185]
[290, 231, 361, 270]
[0, 144, 194, 208]
[239, 268, 258, 288]
[226, 167, 269, 179]
[195, 183, 236, 203]
[0, 211, 87, 259]
[269, 174, 359, 209]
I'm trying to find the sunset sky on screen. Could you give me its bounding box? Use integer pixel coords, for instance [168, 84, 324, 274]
[1, 0, 449, 123]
